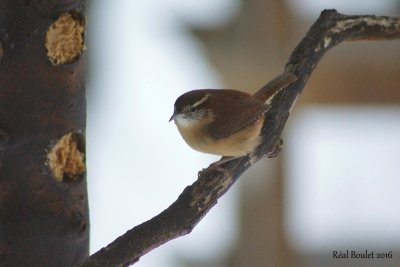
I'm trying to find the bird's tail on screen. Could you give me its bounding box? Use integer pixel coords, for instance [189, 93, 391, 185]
[253, 72, 297, 102]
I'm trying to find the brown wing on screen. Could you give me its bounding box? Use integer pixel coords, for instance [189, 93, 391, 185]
[207, 90, 265, 139]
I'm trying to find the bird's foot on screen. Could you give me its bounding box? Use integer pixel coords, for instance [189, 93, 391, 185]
[199, 156, 236, 177]
[267, 138, 283, 158]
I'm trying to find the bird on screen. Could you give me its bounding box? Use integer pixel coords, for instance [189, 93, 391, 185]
[169, 72, 297, 164]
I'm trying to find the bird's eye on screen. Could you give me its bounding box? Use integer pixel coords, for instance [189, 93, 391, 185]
[185, 105, 195, 113]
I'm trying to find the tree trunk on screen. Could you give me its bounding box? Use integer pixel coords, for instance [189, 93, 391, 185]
[0, 1, 88, 266]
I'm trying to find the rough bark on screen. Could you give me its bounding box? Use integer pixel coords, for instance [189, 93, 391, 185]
[0, 1, 88, 266]
[80, 9, 400, 267]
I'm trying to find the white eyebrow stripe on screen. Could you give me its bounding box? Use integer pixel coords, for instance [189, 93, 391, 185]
[192, 94, 211, 108]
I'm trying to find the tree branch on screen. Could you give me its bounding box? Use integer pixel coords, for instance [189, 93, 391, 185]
[79, 9, 400, 267]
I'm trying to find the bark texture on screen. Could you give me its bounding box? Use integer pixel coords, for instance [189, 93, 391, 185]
[0, 1, 88, 266]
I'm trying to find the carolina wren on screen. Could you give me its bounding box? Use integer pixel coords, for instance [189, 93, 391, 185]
[170, 72, 297, 159]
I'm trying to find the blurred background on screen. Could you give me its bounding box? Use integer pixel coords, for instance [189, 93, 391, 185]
[86, 0, 400, 266]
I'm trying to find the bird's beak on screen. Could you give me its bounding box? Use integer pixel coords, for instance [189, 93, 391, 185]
[169, 110, 177, 122]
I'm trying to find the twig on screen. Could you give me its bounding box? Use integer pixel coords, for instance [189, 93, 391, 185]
[79, 9, 400, 267]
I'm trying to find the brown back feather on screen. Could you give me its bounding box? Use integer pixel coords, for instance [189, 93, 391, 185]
[206, 89, 265, 139]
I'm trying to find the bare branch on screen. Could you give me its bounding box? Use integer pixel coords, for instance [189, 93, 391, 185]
[79, 9, 400, 267]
